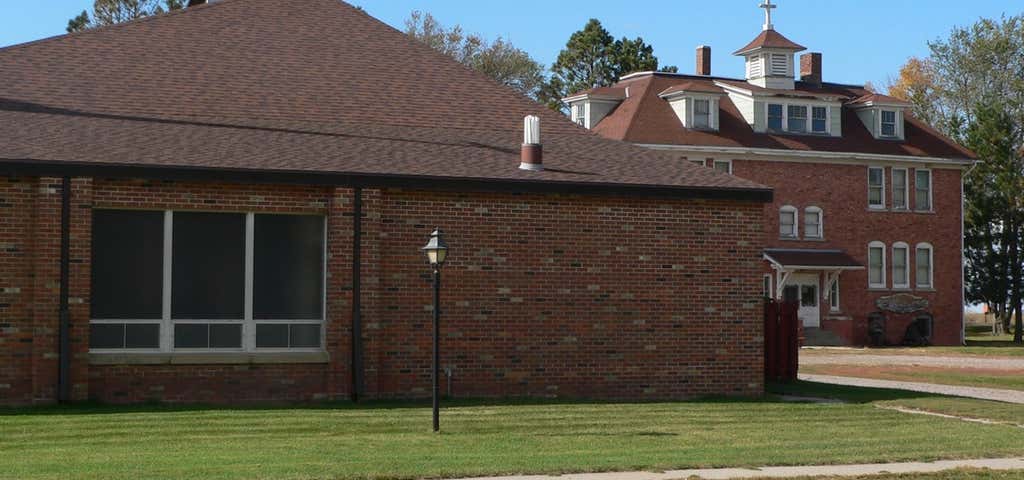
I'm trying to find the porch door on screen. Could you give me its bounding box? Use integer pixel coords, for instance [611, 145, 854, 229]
[785, 273, 821, 328]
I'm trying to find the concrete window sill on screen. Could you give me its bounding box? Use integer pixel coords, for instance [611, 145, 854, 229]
[89, 351, 330, 366]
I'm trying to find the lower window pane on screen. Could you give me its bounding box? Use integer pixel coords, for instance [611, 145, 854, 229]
[174, 324, 208, 348]
[124, 324, 160, 349]
[256, 324, 289, 348]
[90, 324, 125, 349]
[210, 324, 242, 349]
[290, 325, 321, 348]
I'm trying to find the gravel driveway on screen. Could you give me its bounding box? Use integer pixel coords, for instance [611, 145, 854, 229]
[801, 352, 1024, 371]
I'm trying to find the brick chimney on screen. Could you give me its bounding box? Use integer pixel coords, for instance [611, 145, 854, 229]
[696, 45, 712, 76]
[800, 53, 822, 86]
[520, 116, 543, 171]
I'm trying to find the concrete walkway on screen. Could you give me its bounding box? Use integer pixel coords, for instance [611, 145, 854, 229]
[456, 458, 1024, 480]
[800, 373, 1024, 404]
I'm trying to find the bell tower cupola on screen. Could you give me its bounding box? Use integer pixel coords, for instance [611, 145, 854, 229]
[733, 0, 806, 90]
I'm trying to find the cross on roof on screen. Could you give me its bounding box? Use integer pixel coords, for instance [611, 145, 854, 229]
[760, 0, 776, 31]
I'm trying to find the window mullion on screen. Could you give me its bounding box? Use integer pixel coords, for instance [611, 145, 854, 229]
[244, 212, 255, 352]
[161, 211, 173, 352]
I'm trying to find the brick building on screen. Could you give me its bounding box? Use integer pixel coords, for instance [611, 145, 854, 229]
[564, 2, 974, 346]
[0, 0, 772, 405]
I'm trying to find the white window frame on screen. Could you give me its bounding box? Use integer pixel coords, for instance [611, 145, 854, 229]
[780, 205, 799, 239]
[868, 241, 887, 289]
[892, 242, 910, 289]
[787, 105, 808, 133]
[811, 106, 828, 134]
[868, 166, 886, 210]
[90, 210, 327, 354]
[915, 168, 933, 212]
[767, 103, 784, 131]
[829, 277, 840, 312]
[713, 159, 733, 174]
[803, 206, 823, 239]
[572, 103, 586, 127]
[892, 167, 909, 210]
[693, 99, 711, 129]
[916, 242, 934, 289]
[880, 109, 898, 137]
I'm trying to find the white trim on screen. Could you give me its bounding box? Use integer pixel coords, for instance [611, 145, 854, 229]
[161, 211, 173, 351]
[636, 143, 974, 168]
[763, 273, 773, 298]
[803, 206, 823, 239]
[892, 242, 910, 289]
[779, 205, 798, 239]
[892, 167, 909, 210]
[713, 159, 733, 174]
[915, 168, 934, 212]
[880, 109, 899, 138]
[244, 212, 255, 351]
[868, 241, 887, 289]
[916, 242, 935, 289]
[868, 166, 886, 209]
[828, 274, 840, 312]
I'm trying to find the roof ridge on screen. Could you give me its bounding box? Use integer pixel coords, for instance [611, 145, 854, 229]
[618, 77, 659, 142]
[0, 0, 253, 55]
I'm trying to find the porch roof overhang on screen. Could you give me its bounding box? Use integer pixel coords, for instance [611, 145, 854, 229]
[763, 249, 864, 271]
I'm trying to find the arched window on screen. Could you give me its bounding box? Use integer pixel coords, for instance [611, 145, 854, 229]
[804, 207, 823, 239]
[892, 242, 910, 289]
[780, 206, 798, 239]
[868, 241, 886, 289]
[916, 243, 934, 288]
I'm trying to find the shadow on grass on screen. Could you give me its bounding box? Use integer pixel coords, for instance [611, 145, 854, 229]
[768, 380, 941, 404]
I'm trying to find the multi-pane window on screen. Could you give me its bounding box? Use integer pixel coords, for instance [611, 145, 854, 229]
[868, 242, 886, 288]
[804, 207, 822, 239]
[693, 99, 711, 129]
[768, 104, 783, 131]
[892, 243, 910, 289]
[787, 105, 807, 133]
[915, 169, 932, 211]
[881, 110, 897, 137]
[573, 104, 585, 126]
[892, 168, 908, 210]
[916, 243, 934, 288]
[868, 167, 885, 209]
[713, 160, 732, 174]
[811, 106, 828, 134]
[780, 206, 798, 238]
[90, 210, 326, 352]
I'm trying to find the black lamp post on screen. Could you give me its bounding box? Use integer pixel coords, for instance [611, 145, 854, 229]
[421, 228, 448, 432]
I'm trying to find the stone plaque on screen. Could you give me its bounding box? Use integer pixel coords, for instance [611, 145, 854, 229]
[876, 293, 929, 314]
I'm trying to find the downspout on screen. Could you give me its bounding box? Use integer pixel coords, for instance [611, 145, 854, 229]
[350, 187, 364, 401]
[57, 177, 71, 403]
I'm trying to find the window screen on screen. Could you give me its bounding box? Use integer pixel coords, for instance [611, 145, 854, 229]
[91, 210, 164, 319]
[172, 212, 245, 319]
[254, 215, 324, 320]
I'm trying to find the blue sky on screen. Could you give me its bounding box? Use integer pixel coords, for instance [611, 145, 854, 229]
[1, 1, 1019, 89]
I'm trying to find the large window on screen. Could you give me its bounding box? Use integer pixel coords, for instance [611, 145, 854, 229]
[804, 207, 822, 239]
[787, 105, 807, 133]
[868, 241, 886, 289]
[881, 110, 897, 137]
[892, 242, 910, 289]
[892, 168, 908, 210]
[693, 99, 711, 129]
[811, 106, 828, 134]
[868, 167, 885, 209]
[780, 206, 798, 238]
[916, 243, 934, 289]
[90, 210, 325, 352]
[768, 104, 783, 131]
[915, 169, 932, 211]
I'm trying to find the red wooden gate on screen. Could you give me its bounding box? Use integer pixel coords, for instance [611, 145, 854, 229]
[764, 299, 800, 382]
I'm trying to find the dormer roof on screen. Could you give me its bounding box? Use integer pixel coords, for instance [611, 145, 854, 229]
[733, 29, 806, 55]
[563, 86, 628, 102]
[848, 93, 913, 108]
[659, 82, 726, 97]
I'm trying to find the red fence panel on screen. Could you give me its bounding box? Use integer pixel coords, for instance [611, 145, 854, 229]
[764, 299, 799, 382]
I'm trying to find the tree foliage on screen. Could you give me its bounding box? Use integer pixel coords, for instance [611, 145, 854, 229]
[68, 0, 184, 33]
[542, 19, 675, 111]
[405, 11, 545, 99]
[905, 15, 1024, 342]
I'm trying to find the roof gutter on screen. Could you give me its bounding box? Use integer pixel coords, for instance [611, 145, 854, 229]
[0, 159, 773, 203]
[638, 143, 975, 168]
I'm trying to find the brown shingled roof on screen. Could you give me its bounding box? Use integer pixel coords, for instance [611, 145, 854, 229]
[733, 29, 806, 55]
[0, 0, 770, 200]
[590, 73, 975, 160]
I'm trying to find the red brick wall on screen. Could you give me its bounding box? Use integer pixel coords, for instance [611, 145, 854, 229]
[1, 177, 766, 405]
[732, 160, 964, 346]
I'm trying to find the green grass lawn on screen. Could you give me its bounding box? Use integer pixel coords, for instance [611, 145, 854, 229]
[876, 397, 1024, 426]
[3, 389, 1024, 480]
[800, 363, 1024, 392]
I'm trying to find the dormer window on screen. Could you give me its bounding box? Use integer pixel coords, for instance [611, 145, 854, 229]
[812, 107, 828, 133]
[881, 110, 897, 137]
[693, 99, 711, 129]
[768, 104, 783, 131]
[787, 105, 807, 133]
[573, 104, 586, 126]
